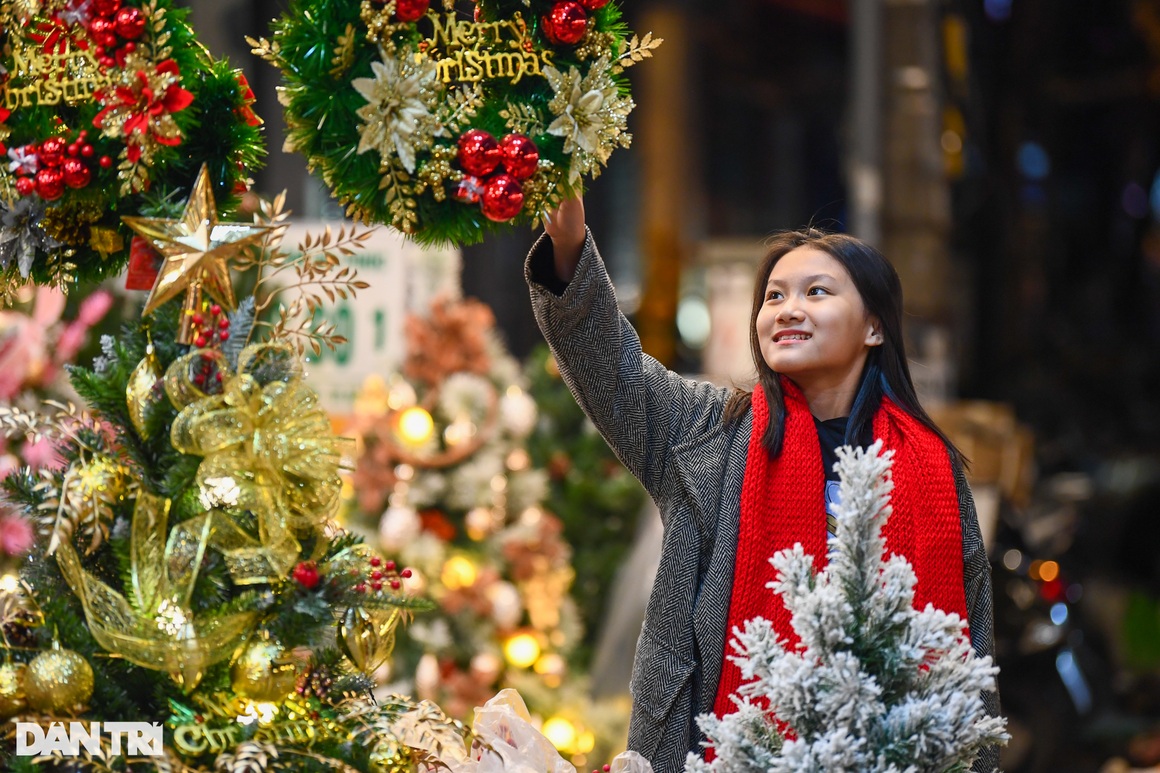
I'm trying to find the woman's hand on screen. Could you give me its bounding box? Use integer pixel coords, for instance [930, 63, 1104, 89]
[543, 197, 585, 283]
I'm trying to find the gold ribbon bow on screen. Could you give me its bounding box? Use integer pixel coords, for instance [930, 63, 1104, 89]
[166, 342, 350, 582]
[55, 492, 257, 689]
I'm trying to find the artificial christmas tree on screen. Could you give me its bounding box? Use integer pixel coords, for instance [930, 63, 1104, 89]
[0, 176, 469, 771]
[689, 442, 1008, 773]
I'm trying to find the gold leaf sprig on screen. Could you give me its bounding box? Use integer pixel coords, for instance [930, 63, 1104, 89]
[330, 24, 358, 78]
[611, 32, 663, 74]
[237, 194, 373, 358]
[0, 400, 102, 447]
[499, 102, 545, 137]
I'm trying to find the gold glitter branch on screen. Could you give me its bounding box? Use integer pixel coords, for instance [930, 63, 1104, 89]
[238, 196, 373, 357]
[0, 400, 103, 447]
[611, 32, 664, 74]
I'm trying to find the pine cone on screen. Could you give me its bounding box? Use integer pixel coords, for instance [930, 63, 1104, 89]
[40, 201, 103, 246]
[295, 662, 335, 702]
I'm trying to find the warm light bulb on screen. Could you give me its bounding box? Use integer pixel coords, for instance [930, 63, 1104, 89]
[504, 633, 541, 668]
[542, 716, 577, 753]
[441, 556, 478, 590]
[397, 407, 435, 444]
[0, 573, 19, 594]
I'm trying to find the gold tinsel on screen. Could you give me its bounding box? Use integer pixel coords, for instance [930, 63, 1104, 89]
[39, 200, 104, 247]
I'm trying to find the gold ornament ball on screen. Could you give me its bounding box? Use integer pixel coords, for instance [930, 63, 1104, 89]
[0, 661, 27, 718]
[25, 648, 94, 713]
[230, 639, 298, 702]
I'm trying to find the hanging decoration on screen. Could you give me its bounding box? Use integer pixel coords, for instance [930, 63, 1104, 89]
[252, 0, 661, 245]
[0, 0, 264, 295]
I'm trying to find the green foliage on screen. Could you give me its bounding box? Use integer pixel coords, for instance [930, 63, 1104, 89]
[523, 344, 647, 667]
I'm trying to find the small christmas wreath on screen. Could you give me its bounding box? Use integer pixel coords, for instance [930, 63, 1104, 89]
[0, 0, 265, 294]
[254, 0, 660, 245]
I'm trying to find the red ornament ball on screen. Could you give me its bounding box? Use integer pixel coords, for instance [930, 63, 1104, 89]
[457, 130, 502, 177]
[114, 7, 146, 39]
[292, 561, 321, 589]
[543, 1, 587, 45]
[14, 177, 35, 197]
[62, 158, 92, 189]
[99, 155, 113, 169]
[578, 0, 609, 9]
[393, 0, 429, 23]
[500, 134, 540, 180]
[481, 174, 525, 222]
[38, 137, 67, 168]
[88, 17, 118, 49]
[34, 168, 65, 201]
[91, 0, 122, 16]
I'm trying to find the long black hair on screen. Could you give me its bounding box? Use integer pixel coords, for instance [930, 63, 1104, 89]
[722, 228, 966, 470]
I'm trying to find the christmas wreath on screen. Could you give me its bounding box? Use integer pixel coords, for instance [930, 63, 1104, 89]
[0, 0, 264, 295]
[254, 0, 660, 245]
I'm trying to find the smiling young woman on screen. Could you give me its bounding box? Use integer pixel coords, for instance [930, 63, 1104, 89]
[524, 198, 998, 773]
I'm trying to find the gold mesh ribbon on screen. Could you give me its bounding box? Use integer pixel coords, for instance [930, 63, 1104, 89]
[166, 343, 350, 582]
[55, 492, 256, 689]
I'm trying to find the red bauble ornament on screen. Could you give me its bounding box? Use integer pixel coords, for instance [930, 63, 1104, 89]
[393, 0, 429, 22]
[457, 130, 502, 177]
[88, 17, 118, 49]
[453, 175, 485, 204]
[34, 168, 65, 201]
[481, 174, 524, 222]
[292, 561, 321, 589]
[578, 0, 609, 9]
[14, 177, 35, 197]
[38, 137, 67, 168]
[99, 155, 113, 169]
[62, 158, 92, 189]
[91, 0, 122, 16]
[113, 7, 146, 39]
[500, 134, 539, 180]
[542, 1, 587, 45]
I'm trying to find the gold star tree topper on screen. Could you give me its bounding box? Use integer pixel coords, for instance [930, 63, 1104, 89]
[123, 165, 273, 342]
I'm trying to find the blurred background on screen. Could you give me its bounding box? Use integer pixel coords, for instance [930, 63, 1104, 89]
[34, 0, 1160, 770]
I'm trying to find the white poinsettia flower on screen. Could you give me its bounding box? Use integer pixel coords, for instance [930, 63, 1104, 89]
[545, 56, 635, 183]
[353, 55, 444, 173]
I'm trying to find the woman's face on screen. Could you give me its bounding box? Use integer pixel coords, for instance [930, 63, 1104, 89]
[755, 247, 880, 392]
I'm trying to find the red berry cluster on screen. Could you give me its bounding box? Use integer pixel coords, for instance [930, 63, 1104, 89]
[11, 131, 107, 201]
[190, 304, 231, 350]
[292, 560, 322, 589]
[85, 0, 148, 70]
[542, 0, 608, 46]
[350, 555, 412, 595]
[590, 764, 613, 773]
[454, 130, 539, 223]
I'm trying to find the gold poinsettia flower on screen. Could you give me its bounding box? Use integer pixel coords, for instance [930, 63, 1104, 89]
[352, 54, 445, 173]
[545, 55, 635, 183]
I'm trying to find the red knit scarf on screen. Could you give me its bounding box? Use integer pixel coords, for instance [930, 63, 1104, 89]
[711, 378, 969, 719]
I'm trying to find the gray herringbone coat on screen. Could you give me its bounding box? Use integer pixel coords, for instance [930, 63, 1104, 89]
[526, 231, 1000, 773]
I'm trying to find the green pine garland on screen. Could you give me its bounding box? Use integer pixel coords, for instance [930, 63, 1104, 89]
[0, 0, 265, 293]
[256, 0, 656, 246]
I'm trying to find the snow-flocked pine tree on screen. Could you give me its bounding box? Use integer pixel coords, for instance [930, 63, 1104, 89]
[687, 441, 1009, 773]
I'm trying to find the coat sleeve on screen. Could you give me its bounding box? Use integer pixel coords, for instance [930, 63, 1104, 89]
[955, 462, 1003, 773]
[525, 229, 728, 504]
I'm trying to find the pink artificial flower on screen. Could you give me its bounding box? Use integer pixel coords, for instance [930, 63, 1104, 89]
[21, 437, 63, 470]
[0, 514, 34, 556]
